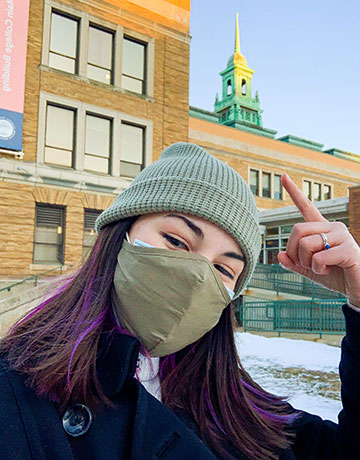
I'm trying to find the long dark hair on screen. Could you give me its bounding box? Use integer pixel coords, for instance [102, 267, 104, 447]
[1, 218, 296, 459]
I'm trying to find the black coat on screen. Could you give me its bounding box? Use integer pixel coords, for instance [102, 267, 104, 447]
[1, 304, 360, 459]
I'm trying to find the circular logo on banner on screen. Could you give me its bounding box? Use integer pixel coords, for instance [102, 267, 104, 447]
[0, 117, 16, 140]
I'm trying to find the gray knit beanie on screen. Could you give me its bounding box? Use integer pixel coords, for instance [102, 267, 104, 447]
[95, 142, 261, 297]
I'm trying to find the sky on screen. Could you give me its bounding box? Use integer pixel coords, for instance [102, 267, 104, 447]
[189, 0, 360, 154]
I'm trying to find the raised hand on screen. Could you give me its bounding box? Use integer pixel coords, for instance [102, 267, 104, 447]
[277, 174, 360, 308]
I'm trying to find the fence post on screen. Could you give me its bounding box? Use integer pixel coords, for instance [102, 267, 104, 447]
[319, 302, 322, 339]
[277, 303, 281, 337]
[243, 302, 247, 332]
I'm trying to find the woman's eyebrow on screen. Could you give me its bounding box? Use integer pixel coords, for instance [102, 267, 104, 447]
[223, 252, 246, 263]
[164, 214, 204, 239]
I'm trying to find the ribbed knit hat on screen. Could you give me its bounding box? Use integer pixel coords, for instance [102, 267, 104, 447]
[95, 142, 261, 297]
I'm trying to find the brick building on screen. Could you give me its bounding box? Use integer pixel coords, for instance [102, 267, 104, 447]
[0, 0, 190, 278]
[0, 2, 359, 283]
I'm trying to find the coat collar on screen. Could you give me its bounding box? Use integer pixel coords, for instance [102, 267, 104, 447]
[96, 332, 140, 397]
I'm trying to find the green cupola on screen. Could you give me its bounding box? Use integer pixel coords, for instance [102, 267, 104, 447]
[215, 13, 263, 129]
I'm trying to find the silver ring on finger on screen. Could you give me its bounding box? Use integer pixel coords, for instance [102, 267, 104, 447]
[320, 232, 330, 250]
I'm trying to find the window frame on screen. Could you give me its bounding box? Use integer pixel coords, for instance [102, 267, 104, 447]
[33, 203, 66, 265]
[37, 92, 153, 176]
[48, 9, 80, 74]
[84, 111, 113, 175]
[249, 168, 260, 196]
[261, 171, 271, 198]
[121, 35, 147, 95]
[302, 178, 333, 202]
[42, 1, 155, 98]
[87, 22, 115, 85]
[248, 167, 284, 200]
[44, 102, 77, 168]
[120, 121, 146, 178]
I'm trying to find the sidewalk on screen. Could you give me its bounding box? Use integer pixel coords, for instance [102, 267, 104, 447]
[234, 327, 343, 347]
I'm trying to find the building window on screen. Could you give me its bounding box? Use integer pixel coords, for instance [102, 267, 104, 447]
[45, 104, 75, 167]
[313, 182, 321, 201]
[34, 204, 65, 264]
[262, 225, 292, 264]
[83, 209, 102, 259]
[84, 114, 112, 174]
[262, 172, 271, 198]
[250, 169, 259, 196]
[303, 179, 333, 202]
[87, 24, 113, 84]
[122, 37, 146, 94]
[323, 184, 331, 200]
[49, 11, 79, 73]
[303, 180, 312, 200]
[120, 123, 144, 177]
[227, 79, 232, 96]
[274, 174, 283, 200]
[241, 79, 246, 95]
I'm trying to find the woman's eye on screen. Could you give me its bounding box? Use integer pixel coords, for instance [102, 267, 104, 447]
[162, 233, 188, 250]
[214, 264, 234, 280]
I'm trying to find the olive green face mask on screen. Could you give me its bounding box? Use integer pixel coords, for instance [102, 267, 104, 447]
[111, 240, 231, 357]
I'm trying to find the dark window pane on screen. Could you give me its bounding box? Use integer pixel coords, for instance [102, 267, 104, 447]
[266, 239, 279, 248]
[281, 225, 293, 235]
[250, 169, 259, 196]
[274, 174, 282, 200]
[83, 209, 102, 260]
[314, 183, 321, 201]
[303, 180, 311, 200]
[267, 227, 279, 236]
[34, 205, 64, 264]
[262, 172, 271, 198]
[266, 249, 279, 264]
[323, 184, 331, 200]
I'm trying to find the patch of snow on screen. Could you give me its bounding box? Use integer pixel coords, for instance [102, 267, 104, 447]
[235, 332, 343, 423]
[235, 332, 340, 373]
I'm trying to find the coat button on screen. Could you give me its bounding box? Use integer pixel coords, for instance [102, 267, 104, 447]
[62, 404, 93, 437]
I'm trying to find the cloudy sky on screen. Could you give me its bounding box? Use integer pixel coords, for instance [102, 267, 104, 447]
[189, 0, 360, 154]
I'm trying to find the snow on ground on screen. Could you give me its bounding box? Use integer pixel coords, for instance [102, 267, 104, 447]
[235, 332, 343, 423]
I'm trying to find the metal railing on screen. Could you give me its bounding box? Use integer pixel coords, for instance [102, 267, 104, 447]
[239, 299, 346, 337]
[248, 264, 345, 299]
[0, 265, 72, 295]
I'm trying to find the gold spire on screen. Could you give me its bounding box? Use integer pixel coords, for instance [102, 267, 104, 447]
[235, 12, 240, 53]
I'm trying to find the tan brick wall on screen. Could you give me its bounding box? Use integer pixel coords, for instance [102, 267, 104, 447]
[0, 181, 114, 279]
[16, 0, 190, 165]
[0, 0, 190, 279]
[190, 124, 357, 211]
[349, 186, 360, 245]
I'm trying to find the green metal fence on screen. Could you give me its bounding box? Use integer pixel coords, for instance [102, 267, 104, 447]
[248, 264, 345, 299]
[239, 299, 346, 337]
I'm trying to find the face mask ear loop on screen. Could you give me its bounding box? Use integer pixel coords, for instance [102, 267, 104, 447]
[125, 232, 132, 244]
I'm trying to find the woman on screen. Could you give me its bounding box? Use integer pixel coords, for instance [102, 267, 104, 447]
[1, 142, 360, 460]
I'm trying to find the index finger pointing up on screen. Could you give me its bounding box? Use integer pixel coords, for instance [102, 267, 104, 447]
[281, 174, 328, 223]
